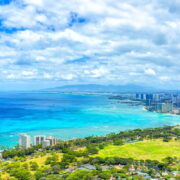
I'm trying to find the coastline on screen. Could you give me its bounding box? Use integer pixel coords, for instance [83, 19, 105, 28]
[143, 105, 180, 116]
[0, 93, 180, 150]
[1, 123, 180, 150]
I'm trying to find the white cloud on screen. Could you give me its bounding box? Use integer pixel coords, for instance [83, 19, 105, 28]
[6, 73, 17, 79]
[144, 68, 156, 76]
[0, 0, 180, 89]
[59, 74, 76, 80]
[21, 70, 36, 76]
[43, 72, 52, 79]
[159, 76, 170, 81]
[23, 0, 44, 6]
[84, 67, 108, 78]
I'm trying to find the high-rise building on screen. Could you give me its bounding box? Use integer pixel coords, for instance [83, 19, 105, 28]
[19, 134, 31, 149]
[153, 94, 160, 101]
[42, 140, 51, 148]
[46, 136, 57, 146]
[162, 103, 173, 113]
[141, 93, 146, 100]
[136, 93, 141, 100]
[0, 150, 3, 159]
[156, 103, 173, 113]
[146, 94, 153, 100]
[34, 136, 46, 145]
[145, 94, 153, 106]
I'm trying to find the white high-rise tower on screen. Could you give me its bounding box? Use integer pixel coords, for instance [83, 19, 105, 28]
[19, 134, 31, 149]
[34, 135, 46, 145]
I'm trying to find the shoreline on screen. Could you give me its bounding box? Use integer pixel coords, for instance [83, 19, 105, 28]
[1, 123, 180, 151]
[0, 93, 180, 150]
[143, 105, 180, 116]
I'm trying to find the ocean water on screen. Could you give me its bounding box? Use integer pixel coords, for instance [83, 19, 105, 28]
[0, 92, 180, 149]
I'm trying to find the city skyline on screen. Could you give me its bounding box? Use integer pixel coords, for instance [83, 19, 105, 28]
[0, 0, 180, 90]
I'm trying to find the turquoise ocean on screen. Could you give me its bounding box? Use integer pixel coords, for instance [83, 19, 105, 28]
[0, 92, 180, 149]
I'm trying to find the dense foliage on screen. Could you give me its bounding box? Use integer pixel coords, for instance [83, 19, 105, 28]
[2, 126, 180, 159]
[0, 126, 179, 180]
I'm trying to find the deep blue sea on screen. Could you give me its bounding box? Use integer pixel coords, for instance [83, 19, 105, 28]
[0, 92, 180, 149]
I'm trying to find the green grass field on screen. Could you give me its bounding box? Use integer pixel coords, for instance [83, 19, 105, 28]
[26, 153, 62, 166]
[95, 139, 180, 161]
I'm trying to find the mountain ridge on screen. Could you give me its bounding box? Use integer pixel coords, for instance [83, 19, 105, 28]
[44, 84, 157, 93]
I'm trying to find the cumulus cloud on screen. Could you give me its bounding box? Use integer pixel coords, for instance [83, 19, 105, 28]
[144, 68, 156, 76]
[0, 0, 180, 89]
[84, 67, 108, 78]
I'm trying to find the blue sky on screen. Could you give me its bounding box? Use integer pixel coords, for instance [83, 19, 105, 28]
[0, 0, 180, 90]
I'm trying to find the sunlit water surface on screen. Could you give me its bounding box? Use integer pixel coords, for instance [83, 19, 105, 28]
[0, 92, 179, 149]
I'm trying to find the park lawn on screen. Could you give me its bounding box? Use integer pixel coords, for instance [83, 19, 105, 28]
[26, 152, 63, 166]
[94, 139, 180, 161]
[1, 173, 10, 180]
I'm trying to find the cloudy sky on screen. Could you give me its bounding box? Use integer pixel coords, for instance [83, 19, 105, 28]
[0, 0, 180, 90]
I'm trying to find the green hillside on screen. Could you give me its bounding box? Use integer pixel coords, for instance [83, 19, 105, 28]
[94, 139, 180, 160]
[0, 126, 180, 180]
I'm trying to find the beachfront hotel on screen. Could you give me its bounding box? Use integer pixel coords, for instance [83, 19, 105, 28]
[19, 133, 31, 149]
[35, 135, 57, 148]
[34, 135, 46, 146]
[19, 134, 57, 149]
[42, 139, 51, 148]
[46, 136, 57, 146]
